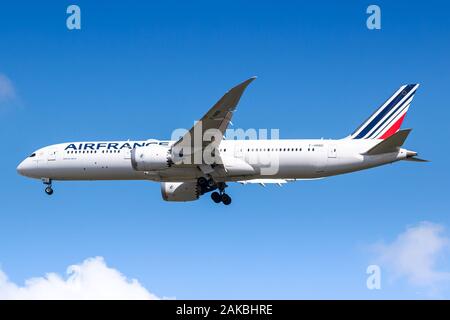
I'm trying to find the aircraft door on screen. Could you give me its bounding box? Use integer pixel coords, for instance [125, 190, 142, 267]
[123, 147, 131, 160]
[47, 149, 57, 162]
[328, 145, 337, 158]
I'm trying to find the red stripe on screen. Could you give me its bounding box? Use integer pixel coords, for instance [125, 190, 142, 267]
[379, 113, 407, 139]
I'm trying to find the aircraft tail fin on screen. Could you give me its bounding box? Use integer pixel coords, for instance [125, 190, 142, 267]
[350, 84, 419, 140]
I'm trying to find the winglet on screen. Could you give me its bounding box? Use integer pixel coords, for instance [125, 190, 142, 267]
[212, 77, 256, 115]
[229, 77, 256, 94]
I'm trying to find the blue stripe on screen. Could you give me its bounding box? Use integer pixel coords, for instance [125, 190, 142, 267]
[354, 84, 415, 139]
[351, 90, 401, 137]
[352, 88, 405, 138]
[365, 89, 416, 139]
[374, 100, 411, 139]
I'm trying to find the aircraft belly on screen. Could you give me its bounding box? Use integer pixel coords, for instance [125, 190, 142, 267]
[46, 157, 146, 181]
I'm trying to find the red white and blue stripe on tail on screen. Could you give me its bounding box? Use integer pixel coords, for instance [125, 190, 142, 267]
[350, 84, 419, 140]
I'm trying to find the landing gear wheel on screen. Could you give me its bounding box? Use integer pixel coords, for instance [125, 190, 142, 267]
[221, 193, 232, 205]
[45, 186, 54, 195]
[197, 177, 207, 187]
[211, 192, 221, 203]
[207, 179, 216, 187]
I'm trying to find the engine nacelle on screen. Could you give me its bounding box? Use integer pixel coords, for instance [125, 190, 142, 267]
[161, 182, 200, 202]
[131, 145, 171, 171]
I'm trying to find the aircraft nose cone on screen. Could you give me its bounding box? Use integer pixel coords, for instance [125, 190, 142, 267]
[17, 160, 28, 176]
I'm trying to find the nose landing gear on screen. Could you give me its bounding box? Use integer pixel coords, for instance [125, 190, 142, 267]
[45, 186, 54, 195]
[42, 178, 53, 195]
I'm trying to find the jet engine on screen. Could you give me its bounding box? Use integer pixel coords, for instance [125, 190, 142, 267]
[131, 144, 172, 171]
[161, 182, 200, 202]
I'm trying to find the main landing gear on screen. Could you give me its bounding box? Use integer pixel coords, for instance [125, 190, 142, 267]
[211, 191, 231, 205]
[197, 177, 232, 205]
[42, 178, 53, 195]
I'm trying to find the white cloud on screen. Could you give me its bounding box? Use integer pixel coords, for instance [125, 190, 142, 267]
[373, 221, 450, 288]
[0, 256, 160, 300]
[0, 73, 17, 102]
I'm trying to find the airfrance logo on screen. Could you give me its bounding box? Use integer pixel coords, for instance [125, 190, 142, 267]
[64, 141, 156, 151]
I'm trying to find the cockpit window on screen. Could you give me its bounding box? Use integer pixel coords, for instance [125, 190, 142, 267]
[29, 153, 36, 158]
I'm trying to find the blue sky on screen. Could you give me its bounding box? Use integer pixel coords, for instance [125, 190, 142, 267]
[1, 0, 450, 299]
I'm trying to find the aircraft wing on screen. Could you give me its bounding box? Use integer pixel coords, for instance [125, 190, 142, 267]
[237, 178, 322, 187]
[171, 77, 256, 166]
[238, 179, 295, 187]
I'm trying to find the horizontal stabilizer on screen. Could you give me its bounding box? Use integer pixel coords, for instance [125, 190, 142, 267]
[404, 157, 430, 162]
[363, 129, 411, 155]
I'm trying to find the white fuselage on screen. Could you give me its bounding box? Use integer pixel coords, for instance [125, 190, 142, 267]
[17, 138, 409, 182]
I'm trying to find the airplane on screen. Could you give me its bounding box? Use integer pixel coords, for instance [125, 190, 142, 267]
[17, 78, 427, 205]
